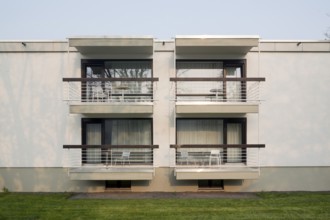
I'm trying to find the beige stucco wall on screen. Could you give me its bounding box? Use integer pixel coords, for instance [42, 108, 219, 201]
[1, 167, 329, 192]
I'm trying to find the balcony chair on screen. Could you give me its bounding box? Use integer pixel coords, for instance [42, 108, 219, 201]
[209, 150, 221, 166]
[180, 151, 194, 165]
[114, 151, 131, 165]
[91, 86, 108, 102]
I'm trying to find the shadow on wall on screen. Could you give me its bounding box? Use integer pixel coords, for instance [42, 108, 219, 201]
[0, 52, 69, 168]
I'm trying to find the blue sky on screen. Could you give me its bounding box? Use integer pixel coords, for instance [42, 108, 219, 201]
[1, 0, 329, 40]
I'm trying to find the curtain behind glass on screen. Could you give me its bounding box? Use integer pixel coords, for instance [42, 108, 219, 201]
[227, 123, 242, 162]
[106, 119, 151, 145]
[177, 119, 223, 145]
[86, 123, 102, 163]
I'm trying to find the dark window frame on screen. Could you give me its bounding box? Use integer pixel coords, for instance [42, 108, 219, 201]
[175, 118, 247, 163]
[82, 118, 154, 164]
[175, 59, 246, 101]
[82, 118, 154, 145]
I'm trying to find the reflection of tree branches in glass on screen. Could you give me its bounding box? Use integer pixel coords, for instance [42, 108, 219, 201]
[105, 64, 152, 101]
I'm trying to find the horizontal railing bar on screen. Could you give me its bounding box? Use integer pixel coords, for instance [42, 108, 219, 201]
[63, 145, 159, 149]
[170, 77, 265, 82]
[176, 94, 221, 97]
[170, 144, 265, 148]
[63, 78, 159, 82]
[108, 93, 152, 97]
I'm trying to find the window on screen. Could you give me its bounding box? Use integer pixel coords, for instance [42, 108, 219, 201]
[81, 60, 153, 102]
[82, 119, 153, 164]
[176, 118, 246, 163]
[175, 60, 245, 102]
[83, 60, 152, 78]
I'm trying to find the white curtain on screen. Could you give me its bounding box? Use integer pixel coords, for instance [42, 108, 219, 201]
[109, 120, 151, 145]
[227, 123, 242, 162]
[86, 123, 102, 163]
[176, 62, 223, 101]
[177, 119, 223, 147]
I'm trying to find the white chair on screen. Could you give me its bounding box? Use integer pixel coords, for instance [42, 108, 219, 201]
[92, 86, 107, 102]
[180, 151, 196, 165]
[209, 150, 221, 166]
[115, 151, 130, 165]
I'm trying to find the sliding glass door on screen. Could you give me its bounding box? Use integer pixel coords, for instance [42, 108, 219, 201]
[176, 118, 246, 163]
[82, 119, 152, 165]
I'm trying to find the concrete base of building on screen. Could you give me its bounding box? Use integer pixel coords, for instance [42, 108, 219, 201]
[0, 167, 329, 192]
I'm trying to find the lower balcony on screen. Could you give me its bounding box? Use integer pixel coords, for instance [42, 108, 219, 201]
[171, 144, 265, 180]
[63, 145, 158, 180]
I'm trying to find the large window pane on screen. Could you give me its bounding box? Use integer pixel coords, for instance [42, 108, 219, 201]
[227, 123, 242, 163]
[104, 61, 152, 78]
[106, 119, 151, 145]
[86, 123, 102, 163]
[177, 119, 223, 144]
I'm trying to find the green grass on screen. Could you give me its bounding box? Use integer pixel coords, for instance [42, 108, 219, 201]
[0, 192, 329, 219]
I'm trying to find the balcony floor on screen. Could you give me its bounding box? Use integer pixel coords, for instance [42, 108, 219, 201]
[174, 166, 260, 180]
[176, 102, 259, 114]
[69, 103, 153, 114]
[68, 166, 155, 180]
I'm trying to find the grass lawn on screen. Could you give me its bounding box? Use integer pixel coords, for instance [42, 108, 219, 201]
[0, 192, 329, 219]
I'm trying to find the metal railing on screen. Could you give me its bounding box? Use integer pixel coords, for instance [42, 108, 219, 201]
[63, 78, 158, 104]
[170, 144, 265, 168]
[63, 145, 159, 167]
[170, 77, 265, 103]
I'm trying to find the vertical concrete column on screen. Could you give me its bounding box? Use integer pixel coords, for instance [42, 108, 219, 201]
[153, 41, 175, 167]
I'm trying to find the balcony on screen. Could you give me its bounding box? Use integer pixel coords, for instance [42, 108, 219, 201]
[63, 78, 158, 114]
[171, 144, 265, 180]
[63, 145, 158, 180]
[170, 77, 265, 114]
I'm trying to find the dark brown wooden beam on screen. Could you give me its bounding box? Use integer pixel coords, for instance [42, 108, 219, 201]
[63, 145, 159, 149]
[170, 144, 265, 148]
[170, 77, 265, 82]
[63, 78, 159, 82]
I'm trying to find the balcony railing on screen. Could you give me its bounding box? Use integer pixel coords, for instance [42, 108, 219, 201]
[63, 145, 159, 167]
[170, 77, 265, 103]
[63, 78, 159, 104]
[170, 144, 265, 168]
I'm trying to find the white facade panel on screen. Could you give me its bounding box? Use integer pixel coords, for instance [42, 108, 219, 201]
[259, 52, 330, 166]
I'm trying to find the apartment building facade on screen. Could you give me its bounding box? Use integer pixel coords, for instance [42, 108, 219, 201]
[0, 36, 329, 192]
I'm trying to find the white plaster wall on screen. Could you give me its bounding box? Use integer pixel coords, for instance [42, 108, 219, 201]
[0, 50, 82, 167]
[259, 52, 330, 166]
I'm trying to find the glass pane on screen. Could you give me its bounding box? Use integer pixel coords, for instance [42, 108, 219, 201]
[86, 123, 102, 163]
[106, 119, 152, 145]
[177, 119, 223, 145]
[176, 61, 223, 101]
[104, 61, 152, 78]
[227, 123, 242, 163]
[226, 67, 242, 101]
[176, 61, 223, 77]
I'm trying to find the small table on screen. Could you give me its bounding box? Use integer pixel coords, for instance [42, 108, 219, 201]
[115, 85, 129, 101]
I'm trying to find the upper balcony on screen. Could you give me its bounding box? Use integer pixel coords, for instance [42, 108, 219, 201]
[63, 77, 158, 114]
[170, 77, 265, 114]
